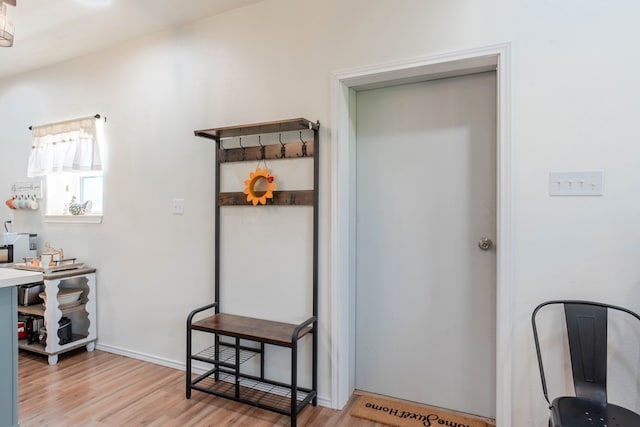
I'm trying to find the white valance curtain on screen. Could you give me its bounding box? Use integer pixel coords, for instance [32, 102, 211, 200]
[27, 116, 102, 177]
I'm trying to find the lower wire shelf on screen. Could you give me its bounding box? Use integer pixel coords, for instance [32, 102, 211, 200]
[191, 370, 314, 415]
[193, 343, 259, 366]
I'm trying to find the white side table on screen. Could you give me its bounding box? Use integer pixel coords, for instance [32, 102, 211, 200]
[18, 268, 97, 365]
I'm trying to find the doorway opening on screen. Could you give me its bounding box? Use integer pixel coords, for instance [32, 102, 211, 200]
[330, 44, 512, 425]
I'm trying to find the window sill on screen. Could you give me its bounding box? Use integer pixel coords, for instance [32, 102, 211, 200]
[44, 215, 103, 224]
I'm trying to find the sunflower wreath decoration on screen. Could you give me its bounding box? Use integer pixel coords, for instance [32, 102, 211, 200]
[243, 168, 276, 205]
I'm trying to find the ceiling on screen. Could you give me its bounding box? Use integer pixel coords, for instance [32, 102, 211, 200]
[0, 0, 264, 80]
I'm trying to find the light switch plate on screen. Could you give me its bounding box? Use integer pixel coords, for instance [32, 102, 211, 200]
[172, 198, 184, 214]
[549, 171, 604, 196]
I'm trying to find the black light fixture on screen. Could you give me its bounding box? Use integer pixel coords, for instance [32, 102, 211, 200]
[0, 0, 15, 48]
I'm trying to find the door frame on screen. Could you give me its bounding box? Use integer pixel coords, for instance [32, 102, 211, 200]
[329, 43, 512, 425]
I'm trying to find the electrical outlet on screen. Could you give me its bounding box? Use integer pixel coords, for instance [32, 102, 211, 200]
[172, 198, 184, 215]
[549, 171, 604, 196]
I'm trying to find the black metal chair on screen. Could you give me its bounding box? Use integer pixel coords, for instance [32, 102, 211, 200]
[532, 300, 640, 427]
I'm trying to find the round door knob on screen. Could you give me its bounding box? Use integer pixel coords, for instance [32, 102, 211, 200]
[478, 237, 493, 251]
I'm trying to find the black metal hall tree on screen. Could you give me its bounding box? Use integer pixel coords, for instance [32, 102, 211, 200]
[186, 118, 320, 427]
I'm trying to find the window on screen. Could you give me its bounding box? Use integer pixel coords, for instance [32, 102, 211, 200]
[44, 171, 103, 216]
[27, 115, 104, 222]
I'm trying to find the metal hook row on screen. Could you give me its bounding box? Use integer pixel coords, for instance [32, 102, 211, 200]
[218, 131, 310, 161]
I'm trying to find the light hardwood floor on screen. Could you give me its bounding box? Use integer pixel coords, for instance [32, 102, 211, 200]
[18, 349, 383, 426]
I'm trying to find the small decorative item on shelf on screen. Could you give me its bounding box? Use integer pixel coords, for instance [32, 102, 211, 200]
[67, 196, 92, 215]
[243, 168, 276, 205]
[39, 289, 83, 309]
[41, 242, 64, 267]
[26, 258, 40, 267]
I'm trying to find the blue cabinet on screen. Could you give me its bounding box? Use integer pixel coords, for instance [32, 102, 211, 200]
[0, 268, 43, 427]
[0, 286, 18, 427]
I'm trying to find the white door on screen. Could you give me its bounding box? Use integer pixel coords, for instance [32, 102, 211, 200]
[354, 71, 497, 418]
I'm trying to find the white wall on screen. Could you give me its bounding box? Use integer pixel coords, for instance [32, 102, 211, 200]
[2, 0, 640, 425]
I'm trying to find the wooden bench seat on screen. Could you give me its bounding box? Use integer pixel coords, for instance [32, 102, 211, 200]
[191, 313, 314, 347]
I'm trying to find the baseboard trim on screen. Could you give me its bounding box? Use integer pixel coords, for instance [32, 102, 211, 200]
[96, 343, 184, 370]
[95, 343, 332, 408]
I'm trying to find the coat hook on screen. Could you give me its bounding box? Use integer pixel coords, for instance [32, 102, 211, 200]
[220, 139, 228, 163]
[257, 135, 265, 160]
[277, 134, 286, 159]
[239, 137, 246, 161]
[297, 131, 308, 157]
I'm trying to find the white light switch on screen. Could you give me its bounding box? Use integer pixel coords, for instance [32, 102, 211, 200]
[172, 198, 184, 214]
[549, 171, 603, 196]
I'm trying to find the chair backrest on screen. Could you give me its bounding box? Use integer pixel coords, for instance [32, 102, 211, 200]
[532, 300, 640, 405]
[563, 303, 608, 402]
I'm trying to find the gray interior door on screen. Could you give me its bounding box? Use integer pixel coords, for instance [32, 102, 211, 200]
[354, 71, 497, 418]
